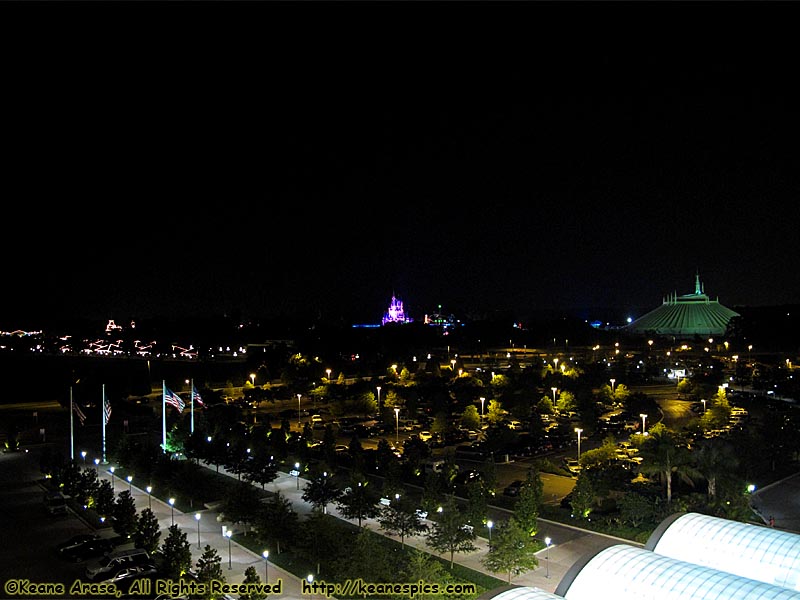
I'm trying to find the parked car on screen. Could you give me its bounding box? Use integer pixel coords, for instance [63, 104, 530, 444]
[503, 480, 524, 496]
[85, 548, 153, 582]
[44, 491, 68, 515]
[57, 535, 115, 562]
[418, 430, 433, 442]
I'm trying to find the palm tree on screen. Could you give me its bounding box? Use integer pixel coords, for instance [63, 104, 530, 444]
[638, 423, 699, 502]
[693, 437, 738, 502]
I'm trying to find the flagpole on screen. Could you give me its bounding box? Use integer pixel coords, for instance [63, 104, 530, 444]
[162, 380, 167, 454]
[69, 386, 74, 460]
[190, 378, 195, 434]
[101, 384, 107, 464]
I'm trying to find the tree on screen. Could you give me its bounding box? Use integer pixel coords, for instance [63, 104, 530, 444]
[569, 473, 595, 519]
[76, 468, 100, 509]
[556, 390, 577, 414]
[403, 548, 454, 593]
[639, 423, 698, 502]
[460, 405, 480, 430]
[336, 527, 394, 582]
[514, 468, 543, 537]
[222, 481, 263, 533]
[481, 518, 539, 583]
[296, 511, 340, 575]
[302, 473, 340, 514]
[239, 566, 265, 600]
[336, 480, 380, 527]
[255, 492, 297, 554]
[195, 544, 225, 600]
[95, 480, 115, 518]
[377, 498, 428, 547]
[134, 507, 161, 555]
[161, 524, 193, 580]
[113, 490, 138, 539]
[486, 399, 505, 425]
[693, 436, 739, 502]
[425, 496, 477, 569]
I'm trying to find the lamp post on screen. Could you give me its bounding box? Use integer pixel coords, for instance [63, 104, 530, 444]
[640, 413, 648, 435]
[250, 373, 255, 386]
[551, 387, 557, 404]
[553, 358, 559, 372]
[480, 397, 485, 422]
[146, 485, 152, 510]
[109, 466, 115, 491]
[195, 513, 201, 548]
[701, 399, 707, 414]
[545, 537, 552, 578]
[127, 475, 133, 493]
[610, 378, 616, 394]
[81, 450, 87, 466]
[575, 428, 583, 461]
[226, 529, 232, 569]
[326, 369, 332, 382]
[376, 386, 381, 411]
[394, 407, 400, 446]
[307, 575, 314, 599]
[295, 463, 300, 490]
[450, 359, 456, 373]
[297, 394, 302, 429]
[169, 498, 175, 526]
[487, 520, 493, 545]
[94, 458, 100, 468]
[263, 550, 269, 582]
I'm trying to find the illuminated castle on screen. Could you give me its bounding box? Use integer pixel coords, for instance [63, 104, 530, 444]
[382, 294, 413, 325]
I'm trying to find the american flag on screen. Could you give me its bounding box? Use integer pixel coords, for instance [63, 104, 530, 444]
[103, 396, 112, 425]
[73, 401, 87, 426]
[164, 387, 186, 413]
[191, 384, 204, 407]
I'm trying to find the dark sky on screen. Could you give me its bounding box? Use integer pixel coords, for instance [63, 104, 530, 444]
[4, 15, 799, 328]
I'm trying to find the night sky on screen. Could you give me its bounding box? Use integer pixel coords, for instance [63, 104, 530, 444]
[4, 18, 799, 329]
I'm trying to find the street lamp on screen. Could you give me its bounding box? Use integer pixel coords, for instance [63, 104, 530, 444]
[194, 512, 202, 548]
[394, 407, 400, 445]
[127, 475, 133, 493]
[487, 520, 493, 545]
[146, 485, 152, 509]
[326, 369, 332, 381]
[575, 428, 583, 461]
[610, 378, 616, 393]
[480, 397, 485, 422]
[226, 529, 232, 569]
[701, 399, 707, 414]
[551, 387, 557, 404]
[94, 458, 100, 468]
[553, 358, 559, 372]
[250, 373, 255, 386]
[451, 359, 456, 372]
[263, 550, 269, 582]
[376, 386, 382, 411]
[109, 466, 115, 491]
[81, 450, 87, 466]
[169, 497, 175, 526]
[297, 394, 302, 429]
[640, 413, 648, 435]
[295, 462, 300, 490]
[545, 537, 552, 578]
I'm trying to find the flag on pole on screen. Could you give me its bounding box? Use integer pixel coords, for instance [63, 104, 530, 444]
[103, 396, 112, 425]
[191, 384, 204, 407]
[164, 387, 186, 413]
[73, 401, 87, 426]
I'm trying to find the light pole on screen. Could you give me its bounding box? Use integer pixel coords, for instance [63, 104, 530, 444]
[195, 513, 201, 548]
[127, 475, 133, 493]
[169, 498, 175, 526]
[263, 550, 269, 582]
[610, 378, 616, 394]
[94, 458, 100, 468]
[326, 369, 332, 382]
[394, 407, 400, 445]
[553, 358, 559, 372]
[250, 373, 255, 386]
[480, 397, 485, 422]
[545, 537, 552, 578]
[295, 463, 300, 490]
[297, 394, 302, 429]
[451, 359, 456, 373]
[81, 450, 87, 466]
[575, 428, 583, 461]
[701, 399, 707, 414]
[551, 387, 557, 404]
[307, 575, 314, 600]
[226, 529, 232, 569]
[640, 413, 648, 435]
[376, 386, 381, 411]
[109, 466, 115, 491]
[487, 520, 493, 545]
[146, 485, 152, 510]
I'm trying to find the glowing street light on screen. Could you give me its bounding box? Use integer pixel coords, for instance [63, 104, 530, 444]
[394, 407, 400, 445]
[297, 394, 302, 429]
[610, 378, 616, 393]
[326, 369, 331, 381]
[480, 397, 486, 421]
[545, 537, 552, 578]
[109, 466, 115, 491]
[553, 358, 559, 372]
[450, 359, 456, 372]
[94, 458, 100, 468]
[701, 399, 707, 413]
[195, 513, 201, 548]
[263, 550, 269, 582]
[575, 428, 583, 461]
[486, 520, 493, 545]
[640, 413, 648, 435]
[295, 462, 301, 490]
[250, 373, 255, 386]
[226, 529, 232, 569]
[146, 485, 152, 510]
[551, 387, 557, 404]
[126, 475, 133, 493]
[81, 450, 87, 466]
[169, 497, 175, 526]
[376, 386, 381, 410]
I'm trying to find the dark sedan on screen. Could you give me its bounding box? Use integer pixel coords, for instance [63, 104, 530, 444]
[56, 534, 115, 562]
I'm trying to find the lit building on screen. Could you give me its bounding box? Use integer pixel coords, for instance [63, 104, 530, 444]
[382, 293, 413, 325]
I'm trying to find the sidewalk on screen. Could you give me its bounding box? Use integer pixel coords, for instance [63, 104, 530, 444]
[97, 461, 592, 598]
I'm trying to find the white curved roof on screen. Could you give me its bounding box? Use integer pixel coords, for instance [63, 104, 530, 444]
[478, 585, 564, 600]
[646, 512, 800, 591]
[556, 544, 800, 600]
